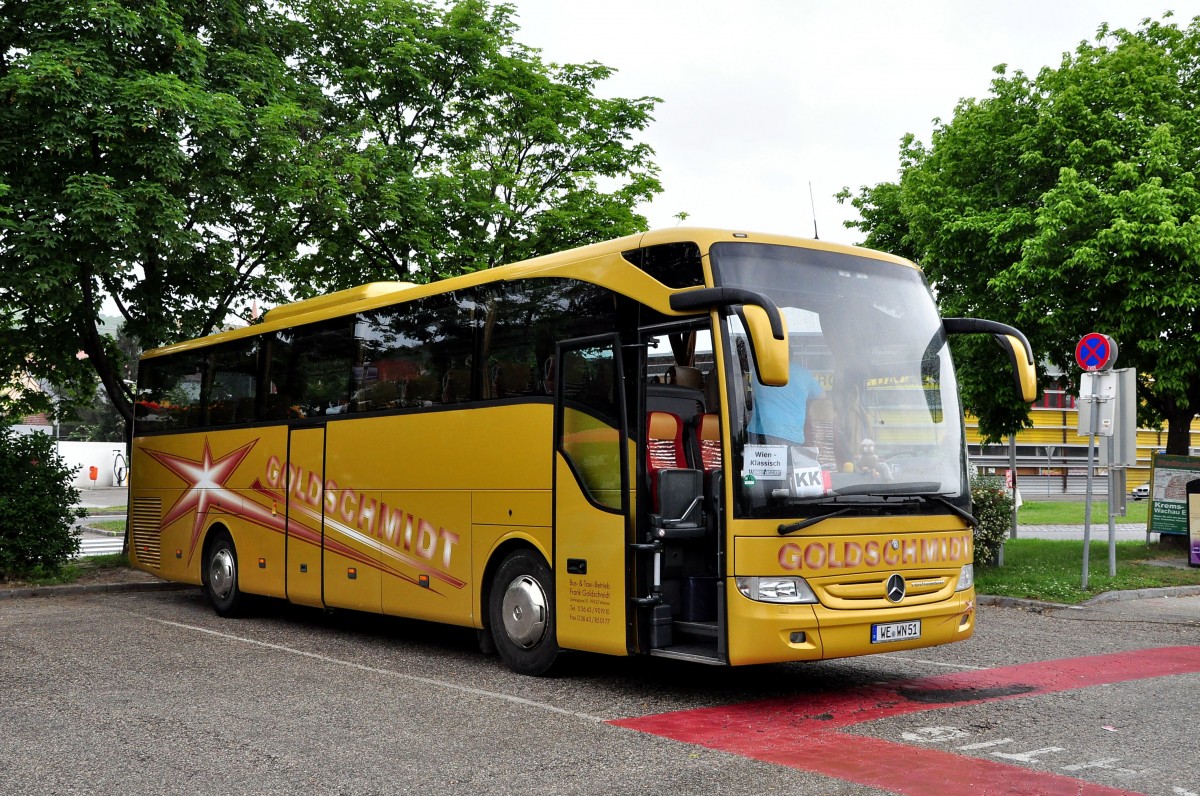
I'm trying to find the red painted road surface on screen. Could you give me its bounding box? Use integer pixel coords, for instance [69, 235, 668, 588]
[612, 646, 1200, 795]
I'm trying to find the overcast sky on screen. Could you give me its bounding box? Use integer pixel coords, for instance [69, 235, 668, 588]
[508, 1, 1199, 247]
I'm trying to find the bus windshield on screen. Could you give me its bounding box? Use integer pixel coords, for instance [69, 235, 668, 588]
[710, 242, 966, 519]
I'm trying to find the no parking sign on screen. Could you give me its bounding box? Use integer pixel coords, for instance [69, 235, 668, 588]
[1075, 332, 1116, 371]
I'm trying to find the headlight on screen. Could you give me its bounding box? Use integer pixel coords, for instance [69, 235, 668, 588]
[955, 564, 974, 592]
[736, 576, 818, 604]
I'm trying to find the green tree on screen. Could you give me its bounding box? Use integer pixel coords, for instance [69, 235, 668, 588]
[290, 0, 660, 289]
[0, 0, 329, 430]
[0, 427, 82, 579]
[840, 14, 1200, 452]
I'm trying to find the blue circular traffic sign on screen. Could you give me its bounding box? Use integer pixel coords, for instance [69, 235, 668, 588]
[1075, 333, 1116, 371]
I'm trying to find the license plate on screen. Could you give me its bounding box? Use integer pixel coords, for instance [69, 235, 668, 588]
[871, 620, 921, 644]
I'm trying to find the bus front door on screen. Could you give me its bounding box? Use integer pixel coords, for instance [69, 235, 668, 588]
[285, 425, 326, 608]
[552, 337, 630, 656]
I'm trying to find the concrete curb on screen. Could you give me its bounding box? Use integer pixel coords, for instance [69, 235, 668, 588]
[0, 580, 189, 601]
[78, 524, 123, 538]
[1081, 584, 1200, 605]
[978, 583, 1200, 612]
[977, 594, 1078, 612]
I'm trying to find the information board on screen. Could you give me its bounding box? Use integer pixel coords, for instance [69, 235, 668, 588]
[1147, 452, 1200, 536]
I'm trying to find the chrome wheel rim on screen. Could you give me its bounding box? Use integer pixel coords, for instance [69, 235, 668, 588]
[209, 548, 236, 601]
[500, 575, 547, 649]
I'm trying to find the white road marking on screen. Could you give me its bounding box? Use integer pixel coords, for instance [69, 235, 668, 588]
[881, 654, 990, 670]
[957, 738, 1014, 750]
[1062, 759, 1141, 776]
[992, 747, 1065, 764]
[148, 617, 607, 723]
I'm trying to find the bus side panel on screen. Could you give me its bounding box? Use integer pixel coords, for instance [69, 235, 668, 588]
[129, 426, 289, 595]
[376, 489, 471, 624]
[322, 405, 552, 626]
[327, 404, 553, 492]
[232, 503, 288, 600]
[471, 490, 553, 630]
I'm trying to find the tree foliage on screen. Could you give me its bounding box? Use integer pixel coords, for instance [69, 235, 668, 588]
[0, 0, 660, 429]
[290, 0, 660, 290]
[840, 14, 1200, 451]
[1, 0, 326, 426]
[0, 428, 82, 579]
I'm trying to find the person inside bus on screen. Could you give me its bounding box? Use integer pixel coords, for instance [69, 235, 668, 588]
[747, 361, 825, 448]
[830, 372, 870, 467]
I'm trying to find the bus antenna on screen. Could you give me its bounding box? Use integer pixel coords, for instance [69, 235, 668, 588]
[808, 181, 820, 240]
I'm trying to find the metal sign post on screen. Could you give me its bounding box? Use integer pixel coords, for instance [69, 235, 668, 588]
[1045, 445, 1056, 497]
[1107, 435, 1117, 577]
[1009, 434, 1018, 541]
[1081, 375, 1099, 589]
[1076, 333, 1117, 590]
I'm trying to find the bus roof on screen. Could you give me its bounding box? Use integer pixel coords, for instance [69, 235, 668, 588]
[141, 227, 917, 359]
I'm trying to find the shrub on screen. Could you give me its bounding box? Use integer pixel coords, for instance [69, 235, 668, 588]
[0, 428, 82, 579]
[970, 474, 1014, 566]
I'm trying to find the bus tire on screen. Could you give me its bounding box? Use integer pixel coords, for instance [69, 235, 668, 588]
[488, 549, 559, 676]
[203, 530, 246, 617]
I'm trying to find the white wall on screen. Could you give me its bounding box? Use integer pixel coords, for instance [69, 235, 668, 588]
[56, 440, 128, 489]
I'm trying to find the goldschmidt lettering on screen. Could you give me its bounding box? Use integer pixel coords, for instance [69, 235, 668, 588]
[265, 455, 460, 568]
[777, 535, 971, 572]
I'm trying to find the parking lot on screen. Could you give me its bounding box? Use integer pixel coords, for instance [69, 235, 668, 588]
[1, 586, 1196, 795]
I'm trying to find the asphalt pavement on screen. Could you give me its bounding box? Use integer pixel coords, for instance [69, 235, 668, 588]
[75, 485, 128, 510]
[3, 580, 1197, 795]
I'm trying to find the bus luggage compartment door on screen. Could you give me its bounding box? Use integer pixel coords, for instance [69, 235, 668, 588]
[286, 426, 327, 607]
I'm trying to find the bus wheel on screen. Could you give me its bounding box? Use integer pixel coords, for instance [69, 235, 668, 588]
[203, 530, 246, 617]
[488, 550, 559, 676]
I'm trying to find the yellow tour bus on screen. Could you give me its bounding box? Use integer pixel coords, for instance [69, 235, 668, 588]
[128, 228, 1036, 675]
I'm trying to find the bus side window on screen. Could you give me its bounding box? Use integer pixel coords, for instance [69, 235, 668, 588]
[137, 353, 205, 429]
[261, 333, 297, 420]
[285, 320, 355, 417]
[207, 339, 258, 426]
[558, 342, 622, 509]
[480, 283, 549, 401]
[481, 279, 620, 403]
[355, 291, 478, 409]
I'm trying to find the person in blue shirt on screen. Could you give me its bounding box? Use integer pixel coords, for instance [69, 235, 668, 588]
[747, 362, 825, 446]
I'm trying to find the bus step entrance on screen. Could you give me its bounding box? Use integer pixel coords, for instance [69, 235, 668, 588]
[673, 620, 718, 638]
[649, 644, 724, 665]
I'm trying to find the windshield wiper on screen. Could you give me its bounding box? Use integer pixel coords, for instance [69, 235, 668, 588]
[776, 483, 978, 535]
[833, 481, 942, 496]
[920, 494, 979, 528]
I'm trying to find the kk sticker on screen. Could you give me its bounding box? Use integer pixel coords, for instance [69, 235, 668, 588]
[793, 467, 831, 497]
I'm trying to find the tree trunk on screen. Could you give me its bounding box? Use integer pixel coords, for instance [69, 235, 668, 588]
[1164, 404, 1194, 455]
[74, 270, 134, 433]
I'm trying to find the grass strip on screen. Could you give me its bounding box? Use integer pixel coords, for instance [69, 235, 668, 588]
[1017, 500, 1148, 525]
[975, 538, 1199, 604]
[81, 506, 127, 516]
